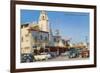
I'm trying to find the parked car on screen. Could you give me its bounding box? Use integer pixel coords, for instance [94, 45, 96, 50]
[34, 52, 52, 61]
[80, 50, 89, 58]
[61, 51, 69, 56]
[68, 48, 80, 58]
[40, 52, 52, 59]
[48, 52, 58, 58]
[21, 53, 35, 63]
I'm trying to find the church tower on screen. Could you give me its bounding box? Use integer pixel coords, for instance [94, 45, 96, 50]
[38, 11, 49, 32]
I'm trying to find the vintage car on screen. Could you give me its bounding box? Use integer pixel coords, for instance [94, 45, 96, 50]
[21, 53, 35, 63]
[61, 51, 69, 56]
[34, 53, 52, 61]
[48, 52, 58, 58]
[80, 50, 89, 58]
[68, 48, 80, 58]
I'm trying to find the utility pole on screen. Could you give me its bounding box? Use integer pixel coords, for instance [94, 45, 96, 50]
[85, 36, 88, 45]
[85, 36, 88, 49]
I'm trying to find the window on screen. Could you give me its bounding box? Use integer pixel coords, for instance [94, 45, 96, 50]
[24, 47, 30, 50]
[45, 37, 48, 41]
[34, 36, 38, 42]
[40, 35, 43, 40]
[25, 34, 29, 37]
[21, 37, 23, 42]
[54, 38, 56, 42]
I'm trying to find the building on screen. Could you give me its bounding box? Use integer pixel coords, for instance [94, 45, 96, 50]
[38, 11, 49, 32]
[21, 24, 33, 54]
[21, 10, 69, 54]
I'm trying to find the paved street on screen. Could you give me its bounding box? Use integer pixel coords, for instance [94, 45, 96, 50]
[46, 56, 89, 61]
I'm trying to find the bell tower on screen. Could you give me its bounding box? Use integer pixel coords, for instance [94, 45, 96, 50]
[38, 10, 49, 32]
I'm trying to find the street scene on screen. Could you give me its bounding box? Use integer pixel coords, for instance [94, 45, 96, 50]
[20, 10, 89, 63]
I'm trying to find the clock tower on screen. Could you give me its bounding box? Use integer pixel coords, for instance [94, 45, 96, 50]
[38, 11, 49, 32]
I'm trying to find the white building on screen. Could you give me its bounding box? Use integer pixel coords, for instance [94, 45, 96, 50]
[21, 10, 68, 54]
[21, 24, 33, 54]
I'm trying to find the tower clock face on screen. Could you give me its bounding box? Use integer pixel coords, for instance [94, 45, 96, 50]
[42, 16, 45, 20]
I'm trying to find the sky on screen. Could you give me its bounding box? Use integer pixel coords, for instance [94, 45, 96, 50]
[21, 10, 89, 43]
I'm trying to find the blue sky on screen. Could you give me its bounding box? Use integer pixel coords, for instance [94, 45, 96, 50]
[21, 10, 89, 43]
